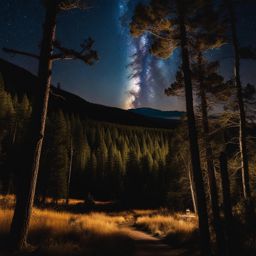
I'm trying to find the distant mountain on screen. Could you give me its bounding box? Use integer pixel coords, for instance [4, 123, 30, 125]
[0, 59, 180, 129]
[129, 108, 185, 120]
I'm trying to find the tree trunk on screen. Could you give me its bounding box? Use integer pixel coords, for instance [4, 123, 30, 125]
[219, 152, 235, 256]
[66, 139, 74, 205]
[177, 4, 211, 255]
[10, 3, 57, 250]
[188, 166, 197, 214]
[226, 0, 251, 201]
[197, 53, 226, 255]
[11, 121, 17, 145]
[180, 152, 197, 213]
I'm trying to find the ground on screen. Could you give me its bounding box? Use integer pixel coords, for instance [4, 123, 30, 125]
[126, 226, 190, 256]
[0, 195, 199, 256]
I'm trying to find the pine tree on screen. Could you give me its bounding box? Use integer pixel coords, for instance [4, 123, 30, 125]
[0, 77, 15, 121]
[167, 61, 227, 255]
[131, 1, 211, 253]
[0, 75, 14, 194]
[38, 113, 75, 203]
[124, 150, 141, 207]
[224, 0, 252, 205]
[4, 0, 98, 249]
[43, 111, 69, 200]
[70, 116, 90, 197]
[0, 77, 8, 119]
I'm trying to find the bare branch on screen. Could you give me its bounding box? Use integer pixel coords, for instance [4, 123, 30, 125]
[135, 28, 173, 41]
[57, 0, 93, 11]
[58, 0, 82, 10]
[52, 39, 98, 65]
[2, 47, 40, 60]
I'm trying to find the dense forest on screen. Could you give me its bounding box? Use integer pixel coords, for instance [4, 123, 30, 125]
[0, 74, 179, 208]
[1, 68, 256, 211]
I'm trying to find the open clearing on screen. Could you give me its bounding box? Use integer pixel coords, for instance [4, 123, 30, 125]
[0, 196, 198, 256]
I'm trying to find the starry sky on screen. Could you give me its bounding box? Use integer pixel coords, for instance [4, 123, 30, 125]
[0, 0, 256, 111]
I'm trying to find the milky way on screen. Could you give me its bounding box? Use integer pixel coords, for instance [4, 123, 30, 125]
[118, 0, 182, 110]
[1, 0, 256, 111]
[117, 0, 256, 111]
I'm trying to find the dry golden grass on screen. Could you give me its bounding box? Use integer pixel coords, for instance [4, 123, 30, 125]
[132, 209, 159, 216]
[0, 194, 15, 209]
[0, 196, 199, 254]
[135, 213, 199, 248]
[0, 206, 133, 256]
[136, 214, 197, 236]
[50, 198, 84, 205]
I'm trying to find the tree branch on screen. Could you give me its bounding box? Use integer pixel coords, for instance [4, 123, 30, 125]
[58, 0, 94, 11]
[51, 47, 98, 64]
[52, 40, 98, 65]
[2, 47, 40, 60]
[136, 28, 173, 41]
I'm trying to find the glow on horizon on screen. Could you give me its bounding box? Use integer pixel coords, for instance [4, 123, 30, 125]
[123, 76, 141, 109]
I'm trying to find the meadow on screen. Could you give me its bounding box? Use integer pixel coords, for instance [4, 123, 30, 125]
[0, 195, 199, 256]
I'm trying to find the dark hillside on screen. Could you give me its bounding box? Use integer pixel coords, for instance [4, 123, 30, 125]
[0, 59, 180, 129]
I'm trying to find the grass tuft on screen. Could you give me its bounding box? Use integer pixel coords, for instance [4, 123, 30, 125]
[0, 206, 133, 256]
[135, 213, 198, 248]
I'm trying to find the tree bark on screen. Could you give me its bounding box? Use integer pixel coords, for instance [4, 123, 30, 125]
[10, 2, 57, 250]
[197, 53, 226, 255]
[226, 0, 251, 201]
[177, 3, 211, 255]
[219, 152, 235, 256]
[11, 121, 17, 145]
[188, 166, 198, 214]
[66, 139, 74, 205]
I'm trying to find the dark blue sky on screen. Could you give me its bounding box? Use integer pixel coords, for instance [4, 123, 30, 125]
[0, 0, 256, 110]
[0, 0, 130, 108]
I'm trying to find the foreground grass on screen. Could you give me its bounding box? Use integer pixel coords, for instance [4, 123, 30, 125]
[0, 196, 200, 255]
[134, 212, 199, 249]
[0, 207, 134, 256]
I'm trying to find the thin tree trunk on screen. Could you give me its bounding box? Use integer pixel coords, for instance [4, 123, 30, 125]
[12, 121, 17, 145]
[177, 3, 211, 255]
[188, 166, 198, 214]
[197, 53, 226, 255]
[219, 152, 235, 256]
[226, 0, 251, 201]
[66, 139, 74, 205]
[181, 152, 197, 213]
[10, 2, 57, 250]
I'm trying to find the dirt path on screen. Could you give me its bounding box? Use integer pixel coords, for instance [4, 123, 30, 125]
[124, 226, 189, 256]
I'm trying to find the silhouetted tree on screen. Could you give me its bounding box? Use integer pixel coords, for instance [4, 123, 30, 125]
[224, 0, 252, 203]
[165, 3, 228, 253]
[3, 0, 98, 249]
[130, 1, 211, 254]
[219, 152, 235, 255]
[167, 60, 228, 254]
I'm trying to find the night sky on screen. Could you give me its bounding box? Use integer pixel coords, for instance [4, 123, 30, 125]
[0, 0, 256, 111]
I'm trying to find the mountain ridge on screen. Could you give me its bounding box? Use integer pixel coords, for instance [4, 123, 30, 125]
[0, 58, 180, 129]
[129, 107, 185, 120]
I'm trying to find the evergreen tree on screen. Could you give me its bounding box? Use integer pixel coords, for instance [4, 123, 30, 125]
[124, 150, 142, 207]
[131, 1, 211, 253]
[48, 111, 69, 199]
[224, 0, 252, 205]
[38, 111, 69, 200]
[167, 62, 227, 255]
[4, 0, 98, 249]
